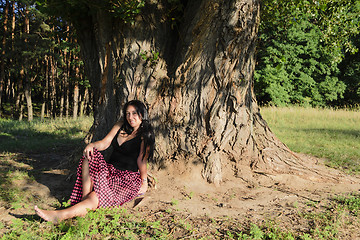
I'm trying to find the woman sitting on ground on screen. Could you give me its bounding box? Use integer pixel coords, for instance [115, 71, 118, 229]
[35, 100, 155, 223]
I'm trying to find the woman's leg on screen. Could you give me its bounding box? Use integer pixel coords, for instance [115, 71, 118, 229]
[35, 191, 99, 224]
[81, 158, 94, 199]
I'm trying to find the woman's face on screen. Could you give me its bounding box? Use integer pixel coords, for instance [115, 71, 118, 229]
[126, 105, 142, 130]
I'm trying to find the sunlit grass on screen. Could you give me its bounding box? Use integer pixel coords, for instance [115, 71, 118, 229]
[261, 106, 360, 173]
[0, 116, 93, 153]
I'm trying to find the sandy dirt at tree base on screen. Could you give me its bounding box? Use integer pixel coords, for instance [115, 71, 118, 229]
[1, 152, 360, 238]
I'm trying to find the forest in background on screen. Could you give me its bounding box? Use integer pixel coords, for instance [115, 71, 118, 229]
[0, 0, 90, 121]
[0, 0, 359, 122]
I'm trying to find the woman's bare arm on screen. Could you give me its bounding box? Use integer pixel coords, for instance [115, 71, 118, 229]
[83, 122, 121, 160]
[137, 141, 150, 194]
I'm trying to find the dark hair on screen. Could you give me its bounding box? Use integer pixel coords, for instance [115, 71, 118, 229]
[121, 100, 155, 162]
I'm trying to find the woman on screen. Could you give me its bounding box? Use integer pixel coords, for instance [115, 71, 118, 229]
[35, 100, 155, 223]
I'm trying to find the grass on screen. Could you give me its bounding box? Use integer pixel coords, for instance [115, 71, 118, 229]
[0, 116, 93, 154]
[1, 108, 360, 239]
[261, 106, 360, 174]
[3, 197, 359, 239]
[0, 116, 93, 234]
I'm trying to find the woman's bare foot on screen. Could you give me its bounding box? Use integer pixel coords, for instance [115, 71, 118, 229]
[34, 206, 60, 224]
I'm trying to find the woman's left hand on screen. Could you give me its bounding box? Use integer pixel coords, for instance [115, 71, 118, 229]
[138, 181, 148, 195]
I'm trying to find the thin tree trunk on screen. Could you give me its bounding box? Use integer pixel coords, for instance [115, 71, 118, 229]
[59, 29, 67, 118]
[18, 65, 26, 121]
[59, 72, 66, 118]
[11, 1, 15, 45]
[45, 56, 50, 117]
[39, 58, 46, 120]
[73, 83, 79, 119]
[65, 80, 70, 118]
[85, 88, 90, 115]
[79, 87, 88, 117]
[23, 5, 33, 121]
[78, 93, 83, 117]
[6, 78, 12, 100]
[9, 1, 15, 106]
[73, 53, 80, 119]
[65, 37, 72, 118]
[24, 81, 33, 121]
[0, 1, 9, 114]
[41, 64, 46, 121]
[41, 100, 45, 120]
[59, 79, 65, 118]
[18, 94, 24, 121]
[14, 91, 20, 118]
[49, 53, 56, 117]
[41, 57, 48, 120]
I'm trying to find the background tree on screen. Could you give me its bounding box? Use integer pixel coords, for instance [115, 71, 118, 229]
[337, 32, 360, 106]
[255, 0, 360, 106]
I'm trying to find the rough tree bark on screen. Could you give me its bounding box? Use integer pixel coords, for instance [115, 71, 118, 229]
[72, 0, 328, 184]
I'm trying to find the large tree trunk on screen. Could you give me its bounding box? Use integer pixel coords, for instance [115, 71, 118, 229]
[73, 0, 323, 184]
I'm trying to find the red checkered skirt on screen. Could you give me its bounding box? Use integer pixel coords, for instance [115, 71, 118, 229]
[70, 149, 141, 208]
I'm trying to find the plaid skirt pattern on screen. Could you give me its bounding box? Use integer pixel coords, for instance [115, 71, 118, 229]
[70, 149, 141, 208]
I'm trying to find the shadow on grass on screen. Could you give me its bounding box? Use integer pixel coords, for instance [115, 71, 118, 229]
[0, 153, 76, 210]
[9, 212, 40, 222]
[282, 127, 360, 173]
[298, 128, 360, 138]
[0, 125, 86, 154]
[0, 119, 89, 210]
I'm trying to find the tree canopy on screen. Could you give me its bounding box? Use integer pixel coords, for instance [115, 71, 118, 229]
[255, 0, 360, 106]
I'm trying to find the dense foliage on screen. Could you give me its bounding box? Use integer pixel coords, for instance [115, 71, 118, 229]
[337, 36, 360, 106]
[255, 0, 360, 106]
[35, 0, 145, 23]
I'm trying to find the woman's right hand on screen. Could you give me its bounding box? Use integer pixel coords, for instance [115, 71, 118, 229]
[83, 143, 94, 161]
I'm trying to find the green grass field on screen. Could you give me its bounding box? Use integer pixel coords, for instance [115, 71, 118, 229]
[1, 108, 360, 239]
[261, 106, 360, 174]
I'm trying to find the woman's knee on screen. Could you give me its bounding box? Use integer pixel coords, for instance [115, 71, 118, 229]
[87, 191, 99, 208]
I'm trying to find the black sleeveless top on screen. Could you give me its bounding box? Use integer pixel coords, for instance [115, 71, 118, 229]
[108, 130, 142, 172]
